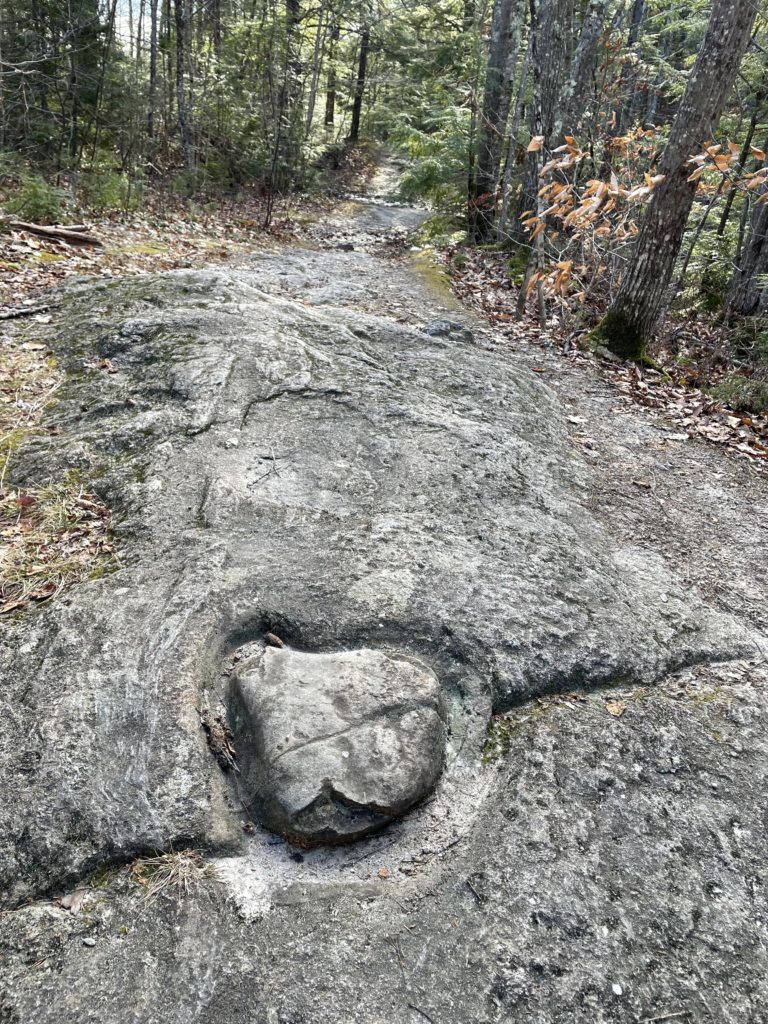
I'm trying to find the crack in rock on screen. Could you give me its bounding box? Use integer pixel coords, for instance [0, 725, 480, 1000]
[229, 646, 447, 845]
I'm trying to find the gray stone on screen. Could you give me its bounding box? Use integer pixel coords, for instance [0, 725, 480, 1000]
[1, 164, 768, 1022]
[230, 646, 445, 844]
[422, 318, 474, 342]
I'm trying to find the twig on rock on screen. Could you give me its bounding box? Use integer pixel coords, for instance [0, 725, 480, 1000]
[639, 1012, 691, 1023]
[407, 1003, 436, 1024]
[0, 304, 50, 320]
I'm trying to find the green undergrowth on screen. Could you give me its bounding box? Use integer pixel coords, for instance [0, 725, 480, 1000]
[414, 212, 465, 246]
[710, 372, 768, 414]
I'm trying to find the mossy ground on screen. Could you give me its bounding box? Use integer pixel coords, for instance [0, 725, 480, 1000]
[591, 310, 646, 361]
[409, 248, 460, 307]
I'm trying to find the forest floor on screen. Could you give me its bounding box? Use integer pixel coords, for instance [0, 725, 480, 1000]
[440, 247, 768, 470]
[0, 190, 323, 309]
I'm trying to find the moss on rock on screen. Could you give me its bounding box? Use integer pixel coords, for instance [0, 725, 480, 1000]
[592, 309, 645, 361]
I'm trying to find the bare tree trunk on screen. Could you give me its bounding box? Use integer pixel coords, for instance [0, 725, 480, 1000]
[511, 0, 573, 244]
[324, 20, 339, 128]
[174, 0, 194, 170]
[88, 0, 119, 164]
[615, 0, 645, 133]
[281, 0, 304, 180]
[735, 190, 753, 267]
[516, 0, 547, 319]
[348, 24, 370, 143]
[468, 0, 523, 242]
[164, 0, 174, 134]
[148, 0, 159, 140]
[598, 0, 759, 358]
[212, 0, 222, 56]
[555, 0, 606, 142]
[498, 32, 532, 238]
[305, 3, 327, 136]
[727, 177, 768, 316]
[264, 0, 303, 223]
[136, 0, 146, 64]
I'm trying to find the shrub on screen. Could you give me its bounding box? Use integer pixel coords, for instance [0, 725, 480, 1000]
[699, 258, 731, 311]
[80, 168, 144, 213]
[4, 173, 67, 223]
[711, 372, 768, 414]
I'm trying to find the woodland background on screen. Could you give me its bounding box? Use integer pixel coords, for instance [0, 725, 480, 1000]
[1, 0, 768, 415]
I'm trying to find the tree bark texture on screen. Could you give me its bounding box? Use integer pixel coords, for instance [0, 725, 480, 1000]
[728, 186, 768, 316]
[148, 0, 158, 138]
[348, 25, 370, 142]
[600, 0, 759, 358]
[512, 0, 574, 244]
[324, 20, 339, 128]
[556, 0, 606, 142]
[469, 0, 522, 241]
[615, 0, 645, 134]
[174, 0, 194, 170]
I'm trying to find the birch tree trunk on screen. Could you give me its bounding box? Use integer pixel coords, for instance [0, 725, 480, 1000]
[598, 0, 759, 359]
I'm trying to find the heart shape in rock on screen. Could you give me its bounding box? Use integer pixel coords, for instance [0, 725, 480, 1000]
[230, 646, 446, 845]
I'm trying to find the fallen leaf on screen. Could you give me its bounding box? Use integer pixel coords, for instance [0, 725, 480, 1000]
[606, 700, 626, 718]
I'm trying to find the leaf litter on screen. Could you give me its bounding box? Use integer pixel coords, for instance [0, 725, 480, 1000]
[1, 328, 116, 615]
[445, 246, 768, 471]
